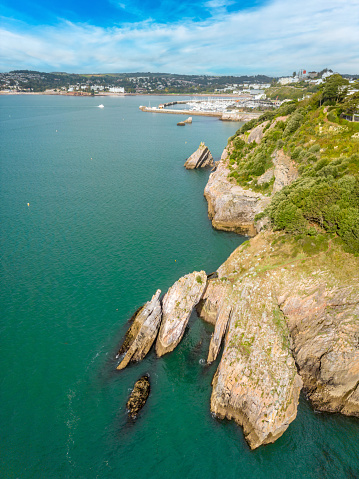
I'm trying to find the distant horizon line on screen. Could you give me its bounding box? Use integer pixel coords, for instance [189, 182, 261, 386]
[4, 68, 358, 78]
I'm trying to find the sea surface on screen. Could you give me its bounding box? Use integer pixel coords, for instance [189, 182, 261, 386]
[0, 95, 358, 479]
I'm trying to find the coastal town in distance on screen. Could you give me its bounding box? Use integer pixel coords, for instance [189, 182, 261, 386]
[2, 68, 358, 122]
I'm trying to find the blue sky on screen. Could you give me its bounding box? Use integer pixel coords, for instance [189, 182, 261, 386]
[0, 0, 358, 74]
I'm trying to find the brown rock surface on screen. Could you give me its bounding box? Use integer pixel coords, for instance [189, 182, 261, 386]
[184, 142, 214, 169]
[126, 375, 151, 419]
[280, 285, 359, 416]
[204, 233, 359, 448]
[272, 149, 299, 194]
[204, 158, 270, 236]
[246, 121, 269, 144]
[156, 271, 207, 357]
[117, 290, 162, 370]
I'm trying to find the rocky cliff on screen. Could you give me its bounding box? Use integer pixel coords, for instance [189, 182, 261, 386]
[204, 155, 271, 236]
[198, 233, 359, 448]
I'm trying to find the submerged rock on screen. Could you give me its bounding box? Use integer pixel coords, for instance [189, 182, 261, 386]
[126, 375, 151, 419]
[117, 290, 162, 370]
[184, 142, 214, 169]
[156, 271, 207, 357]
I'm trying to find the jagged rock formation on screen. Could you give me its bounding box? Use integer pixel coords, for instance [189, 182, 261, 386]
[280, 286, 359, 416]
[203, 233, 359, 448]
[204, 158, 271, 236]
[207, 298, 232, 364]
[156, 271, 207, 357]
[246, 121, 269, 144]
[272, 149, 299, 194]
[126, 375, 151, 419]
[117, 290, 162, 370]
[184, 142, 214, 169]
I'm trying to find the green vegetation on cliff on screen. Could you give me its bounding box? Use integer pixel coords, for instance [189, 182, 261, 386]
[227, 75, 359, 253]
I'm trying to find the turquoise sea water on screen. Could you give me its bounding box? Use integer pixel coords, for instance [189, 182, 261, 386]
[0, 95, 358, 479]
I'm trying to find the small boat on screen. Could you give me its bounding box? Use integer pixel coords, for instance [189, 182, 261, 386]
[98, 104, 104, 108]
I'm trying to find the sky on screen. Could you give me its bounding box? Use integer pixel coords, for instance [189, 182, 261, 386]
[0, 0, 358, 75]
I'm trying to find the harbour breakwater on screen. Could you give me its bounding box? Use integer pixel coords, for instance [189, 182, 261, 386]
[139, 105, 260, 121]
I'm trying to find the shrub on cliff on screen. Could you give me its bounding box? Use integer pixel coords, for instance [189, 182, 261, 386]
[265, 174, 359, 253]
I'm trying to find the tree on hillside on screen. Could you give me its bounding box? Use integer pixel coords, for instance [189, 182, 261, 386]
[321, 74, 349, 105]
[341, 92, 359, 120]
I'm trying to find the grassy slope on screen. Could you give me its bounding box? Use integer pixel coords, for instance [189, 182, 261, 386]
[226, 98, 359, 253]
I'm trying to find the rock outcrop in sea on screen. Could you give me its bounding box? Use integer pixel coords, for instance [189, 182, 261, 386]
[184, 142, 214, 169]
[126, 375, 151, 419]
[156, 271, 207, 357]
[117, 290, 162, 370]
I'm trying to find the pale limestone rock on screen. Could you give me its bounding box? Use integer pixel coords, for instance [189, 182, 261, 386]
[207, 233, 359, 449]
[209, 277, 302, 449]
[204, 158, 270, 236]
[156, 271, 207, 357]
[184, 142, 214, 169]
[117, 290, 162, 370]
[197, 279, 230, 325]
[280, 285, 359, 416]
[207, 297, 232, 364]
[246, 121, 269, 144]
[272, 149, 299, 194]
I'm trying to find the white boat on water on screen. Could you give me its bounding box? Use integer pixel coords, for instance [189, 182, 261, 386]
[98, 104, 104, 108]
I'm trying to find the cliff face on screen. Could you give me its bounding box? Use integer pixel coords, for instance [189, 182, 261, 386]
[204, 155, 270, 236]
[201, 233, 359, 448]
[204, 145, 299, 236]
[280, 286, 359, 416]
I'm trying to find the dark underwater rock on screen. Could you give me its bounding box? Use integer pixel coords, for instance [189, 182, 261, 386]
[126, 375, 151, 419]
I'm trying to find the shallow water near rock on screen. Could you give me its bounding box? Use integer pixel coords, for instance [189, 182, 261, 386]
[1, 95, 358, 478]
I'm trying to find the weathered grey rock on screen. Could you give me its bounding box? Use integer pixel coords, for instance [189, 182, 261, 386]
[184, 142, 214, 169]
[209, 272, 302, 449]
[257, 168, 274, 185]
[126, 375, 150, 419]
[117, 290, 162, 370]
[246, 121, 269, 144]
[280, 285, 359, 416]
[204, 157, 270, 236]
[206, 232, 359, 448]
[272, 149, 299, 194]
[156, 271, 207, 357]
[207, 297, 232, 364]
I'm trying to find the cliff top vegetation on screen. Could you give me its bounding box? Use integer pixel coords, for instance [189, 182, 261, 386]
[227, 74, 359, 254]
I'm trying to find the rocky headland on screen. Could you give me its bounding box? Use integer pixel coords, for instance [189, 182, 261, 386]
[117, 103, 359, 449]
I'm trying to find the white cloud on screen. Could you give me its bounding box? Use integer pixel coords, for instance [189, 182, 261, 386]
[0, 0, 358, 74]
